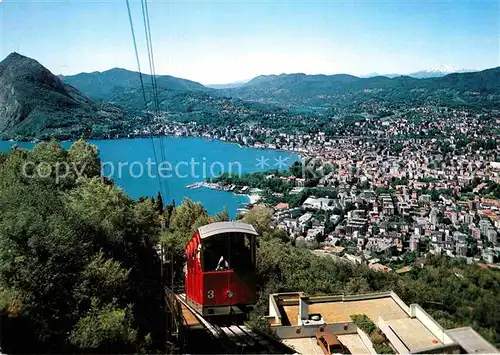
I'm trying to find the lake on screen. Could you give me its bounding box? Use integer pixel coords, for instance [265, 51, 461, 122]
[0, 137, 299, 217]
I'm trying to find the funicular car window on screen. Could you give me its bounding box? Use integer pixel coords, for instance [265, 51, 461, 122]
[202, 232, 254, 271]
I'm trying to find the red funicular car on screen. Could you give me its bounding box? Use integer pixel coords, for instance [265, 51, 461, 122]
[185, 221, 258, 317]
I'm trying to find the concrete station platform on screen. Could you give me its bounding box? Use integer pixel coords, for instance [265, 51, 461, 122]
[337, 334, 371, 354]
[283, 337, 323, 355]
[385, 318, 441, 351]
[284, 334, 370, 355]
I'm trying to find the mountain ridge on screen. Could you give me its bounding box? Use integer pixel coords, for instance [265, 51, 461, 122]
[62, 67, 209, 100]
[60, 64, 499, 100]
[0, 52, 128, 140]
[220, 66, 500, 107]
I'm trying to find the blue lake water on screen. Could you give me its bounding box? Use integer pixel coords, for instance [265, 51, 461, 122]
[0, 137, 299, 217]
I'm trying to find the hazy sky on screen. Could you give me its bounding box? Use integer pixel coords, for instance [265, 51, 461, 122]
[1, 0, 499, 84]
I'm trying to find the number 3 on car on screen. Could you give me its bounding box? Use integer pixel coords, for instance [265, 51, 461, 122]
[207, 290, 215, 299]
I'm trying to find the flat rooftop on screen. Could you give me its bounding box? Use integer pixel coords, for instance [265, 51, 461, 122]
[270, 292, 461, 354]
[281, 296, 408, 326]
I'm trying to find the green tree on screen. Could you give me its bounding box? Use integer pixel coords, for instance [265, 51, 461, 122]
[241, 205, 273, 235]
[155, 191, 164, 215]
[69, 301, 137, 353]
[68, 138, 101, 179]
[213, 207, 230, 222]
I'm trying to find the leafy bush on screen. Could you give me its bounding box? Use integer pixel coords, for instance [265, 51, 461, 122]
[351, 314, 376, 334]
[374, 343, 394, 354]
[370, 330, 385, 345]
[351, 314, 392, 353]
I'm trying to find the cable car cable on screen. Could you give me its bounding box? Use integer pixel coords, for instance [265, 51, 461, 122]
[143, 0, 162, 115]
[140, 0, 164, 160]
[125, 0, 164, 195]
[140, 0, 169, 201]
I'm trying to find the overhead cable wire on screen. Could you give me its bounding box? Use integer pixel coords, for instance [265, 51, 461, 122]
[125, 0, 164, 195]
[140, 0, 169, 201]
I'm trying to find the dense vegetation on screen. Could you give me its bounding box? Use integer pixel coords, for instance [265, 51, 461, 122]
[79, 66, 500, 135]
[0, 140, 165, 353]
[107, 87, 283, 127]
[63, 66, 500, 111]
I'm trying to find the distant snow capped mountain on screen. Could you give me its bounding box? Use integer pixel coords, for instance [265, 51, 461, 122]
[361, 66, 476, 79]
[408, 66, 476, 79]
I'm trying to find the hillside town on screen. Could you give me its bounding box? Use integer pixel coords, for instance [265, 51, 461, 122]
[173, 107, 500, 271]
[271, 183, 500, 270]
[131, 104, 499, 152]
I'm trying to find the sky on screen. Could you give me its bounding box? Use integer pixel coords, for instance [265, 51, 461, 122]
[1, 0, 499, 84]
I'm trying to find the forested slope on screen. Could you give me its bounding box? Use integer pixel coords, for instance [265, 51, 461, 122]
[0, 140, 164, 353]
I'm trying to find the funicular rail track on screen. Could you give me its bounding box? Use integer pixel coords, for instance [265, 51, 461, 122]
[166, 287, 295, 354]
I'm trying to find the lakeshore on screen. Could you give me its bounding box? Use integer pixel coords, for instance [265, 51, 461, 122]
[186, 181, 262, 208]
